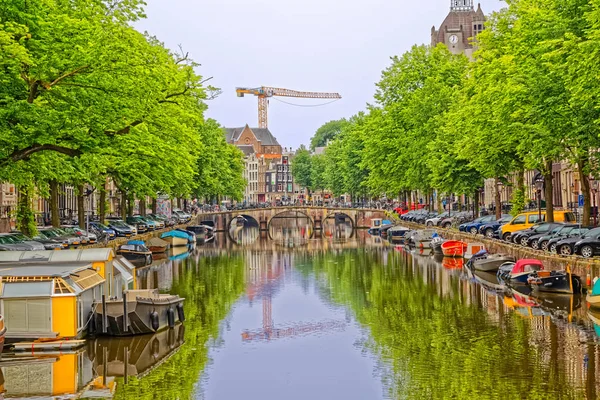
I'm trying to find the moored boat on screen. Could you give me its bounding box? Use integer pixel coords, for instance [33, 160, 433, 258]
[498, 259, 544, 284]
[174, 228, 196, 244]
[388, 226, 410, 242]
[117, 243, 152, 264]
[160, 230, 189, 247]
[94, 289, 185, 336]
[464, 242, 486, 259]
[527, 266, 584, 294]
[586, 276, 600, 310]
[430, 236, 445, 254]
[147, 237, 169, 253]
[469, 251, 516, 272]
[441, 240, 468, 257]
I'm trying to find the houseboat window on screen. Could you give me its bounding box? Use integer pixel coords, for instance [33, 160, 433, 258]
[77, 298, 83, 330]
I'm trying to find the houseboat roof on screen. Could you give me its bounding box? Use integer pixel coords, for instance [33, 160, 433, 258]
[0, 248, 114, 264]
[0, 262, 94, 278]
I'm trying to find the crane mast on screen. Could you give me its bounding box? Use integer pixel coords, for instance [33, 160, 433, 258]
[236, 86, 342, 128]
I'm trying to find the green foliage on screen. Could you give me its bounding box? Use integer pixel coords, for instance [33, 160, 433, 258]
[309, 119, 349, 151]
[0, 0, 245, 224]
[292, 147, 313, 189]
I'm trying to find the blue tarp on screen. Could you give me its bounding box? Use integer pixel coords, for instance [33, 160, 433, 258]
[592, 278, 600, 296]
[127, 240, 145, 246]
[161, 230, 190, 240]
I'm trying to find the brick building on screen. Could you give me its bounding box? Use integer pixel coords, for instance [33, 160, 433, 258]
[431, 0, 486, 59]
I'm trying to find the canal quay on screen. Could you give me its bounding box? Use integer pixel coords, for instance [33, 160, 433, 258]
[2, 222, 600, 399]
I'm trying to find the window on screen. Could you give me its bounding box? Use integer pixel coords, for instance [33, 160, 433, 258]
[277, 184, 282, 191]
[528, 214, 543, 223]
[564, 212, 576, 222]
[288, 175, 292, 182]
[512, 215, 526, 225]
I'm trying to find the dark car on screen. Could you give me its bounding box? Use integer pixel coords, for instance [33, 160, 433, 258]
[459, 215, 497, 234]
[555, 227, 600, 256]
[106, 219, 136, 237]
[126, 216, 148, 233]
[512, 223, 563, 247]
[547, 226, 590, 254]
[479, 215, 513, 238]
[89, 221, 116, 240]
[574, 229, 600, 258]
[414, 211, 437, 224]
[529, 224, 578, 251]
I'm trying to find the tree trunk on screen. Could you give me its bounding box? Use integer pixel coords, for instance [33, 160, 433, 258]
[49, 180, 60, 227]
[578, 158, 591, 226]
[127, 195, 134, 217]
[495, 177, 502, 220]
[139, 197, 146, 216]
[544, 159, 554, 223]
[151, 197, 157, 214]
[120, 191, 127, 218]
[474, 190, 479, 218]
[77, 184, 85, 229]
[99, 188, 106, 225]
[436, 190, 442, 213]
[17, 186, 36, 237]
[177, 198, 182, 209]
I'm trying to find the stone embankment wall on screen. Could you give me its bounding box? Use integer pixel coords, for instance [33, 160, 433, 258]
[401, 221, 600, 282]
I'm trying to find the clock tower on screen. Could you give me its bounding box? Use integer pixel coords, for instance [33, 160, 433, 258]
[431, 1, 486, 58]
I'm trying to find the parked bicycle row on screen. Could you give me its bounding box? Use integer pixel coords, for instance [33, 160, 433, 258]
[400, 208, 600, 258]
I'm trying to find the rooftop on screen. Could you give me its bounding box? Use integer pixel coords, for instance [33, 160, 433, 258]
[224, 125, 281, 146]
[0, 262, 93, 278]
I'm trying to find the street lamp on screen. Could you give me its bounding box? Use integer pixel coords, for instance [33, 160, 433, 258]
[534, 177, 544, 221]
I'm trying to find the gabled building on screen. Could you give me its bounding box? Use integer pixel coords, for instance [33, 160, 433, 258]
[224, 125, 282, 155]
[431, 0, 486, 58]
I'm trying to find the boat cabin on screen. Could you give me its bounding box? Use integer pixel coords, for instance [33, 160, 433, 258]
[511, 259, 544, 275]
[370, 219, 383, 230]
[0, 262, 105, 340]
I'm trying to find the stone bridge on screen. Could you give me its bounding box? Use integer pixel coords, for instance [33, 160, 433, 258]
[195, 207, 389, 232]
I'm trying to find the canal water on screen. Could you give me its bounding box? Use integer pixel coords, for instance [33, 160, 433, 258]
[2, 227, 600, 399]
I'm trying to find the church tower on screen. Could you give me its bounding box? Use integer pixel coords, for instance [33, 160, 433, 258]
[431, 1, 486, 58]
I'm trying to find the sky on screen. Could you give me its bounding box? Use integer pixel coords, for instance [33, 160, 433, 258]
[136, 0, 504, 149]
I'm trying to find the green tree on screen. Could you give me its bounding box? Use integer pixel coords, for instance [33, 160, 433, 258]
[309, 119, 349, 151]
[292, 146, 313, 190]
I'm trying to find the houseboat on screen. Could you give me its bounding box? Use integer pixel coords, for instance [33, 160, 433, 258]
[94, 289, 184, 336]
[0, 262, 105, 341]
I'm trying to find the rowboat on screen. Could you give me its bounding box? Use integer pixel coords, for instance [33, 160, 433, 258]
[528, 266, 584, 294]
[469, 251, 516, 272]
[441, 240, 467, 257]
[147, 237, 169, 253]
[160, 230, 189, 247]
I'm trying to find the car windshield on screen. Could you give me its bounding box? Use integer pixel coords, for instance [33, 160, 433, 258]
[550, 226, 563, 234]
[559, 226, 575, 235]
[499, 216, 512, 223]
[33, 232, 50, 240]
[10, 233, 30, 241]
[42, 229, 62, 237]
[583, 227, 600, 238]
[0, 236, 18, 244]
[94, 222, 110, 230]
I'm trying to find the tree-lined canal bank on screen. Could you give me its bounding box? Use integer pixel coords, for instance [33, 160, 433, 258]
[2, 232, 600, 399]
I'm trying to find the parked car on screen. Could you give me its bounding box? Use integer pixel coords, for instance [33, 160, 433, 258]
[61, 226, 98, 245]
[439, 212, 471, 229]
[554, 227, 600, 256]
[500, 210, 576, 241]
[459, 215, 497, 234]
[529, 224, 578, 251]
[511, 223, 563, 247]
[478, 215, 513, 238]
[574, 229, 600, 258]
[172, 209, 192, 223]
[0, 233, 45, 251]
[28, 231, 68, 250]
[149, 213, 177, 227]
[425, 212, 449, 227]
[106, 219, 136, 237]
[547, 226, 590, 254]
[125, 216, 149, 233]
[40, 227, 83, 248]
[89, 221, 116, 240]
[136, 215, 163, 230]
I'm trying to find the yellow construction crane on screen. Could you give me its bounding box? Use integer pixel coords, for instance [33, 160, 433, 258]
[236, 86, 342, 128]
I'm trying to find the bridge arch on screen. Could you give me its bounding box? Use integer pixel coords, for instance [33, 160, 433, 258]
[267, 209, 314, 241]
[322, 211, 355, 239]
[228, 214, 260, 244]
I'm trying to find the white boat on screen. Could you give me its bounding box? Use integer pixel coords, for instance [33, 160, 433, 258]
[464, 242, 485, 259]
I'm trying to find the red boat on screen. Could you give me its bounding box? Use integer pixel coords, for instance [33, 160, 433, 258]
[441, 240, 468, 257]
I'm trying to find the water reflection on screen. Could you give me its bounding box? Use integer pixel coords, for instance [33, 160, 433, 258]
[3, 229, 600, 399]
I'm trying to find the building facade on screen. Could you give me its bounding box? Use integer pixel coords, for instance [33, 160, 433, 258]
[431, 0, 486, 58]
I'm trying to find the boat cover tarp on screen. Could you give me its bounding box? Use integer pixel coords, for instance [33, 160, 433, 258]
[147, 237, 169, 247]
[511, 259, 544, 274]
[127, 240, 145, 246]
[160, 230, 190, 240]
